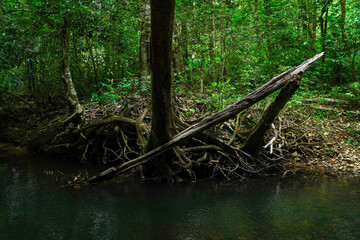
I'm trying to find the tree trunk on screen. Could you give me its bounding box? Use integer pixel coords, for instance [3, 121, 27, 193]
[60, 13, 83, 116]
[85, 35, 98, 86]
[26, 58, 37, 102]
[339, 0, 349, 55]
[319, 0, 332, 62]
[72, 33, 84, 86]
[139, 0, 151, 81]
[309, 1, 317, 52]
[340, 0, 346, 41]
[145, 0, 176, 172]
[181, 21, 189, 67]
[172, 19, 182, 81]
[242, 76, 301, 154]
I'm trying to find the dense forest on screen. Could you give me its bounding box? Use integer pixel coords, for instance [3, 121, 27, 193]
[0, 0, 359, 183]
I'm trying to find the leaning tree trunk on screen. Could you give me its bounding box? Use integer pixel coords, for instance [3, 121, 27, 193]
[86, 53, 324, 184]
[242, 74, 302, 154]
[61, 13, 83, 117]
[145, 0, 176, 172]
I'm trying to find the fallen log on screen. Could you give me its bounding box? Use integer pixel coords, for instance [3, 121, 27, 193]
[87, 52, 324, 184]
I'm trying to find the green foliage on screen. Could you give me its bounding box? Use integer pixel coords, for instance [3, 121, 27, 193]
[328, 82, 360, 102]
[91, 76, 149, 105]
[175, 0, 360, 103]
[0, 0, 139, 103]
[205, 79, 237, 110]
[0, 0, 359, 111]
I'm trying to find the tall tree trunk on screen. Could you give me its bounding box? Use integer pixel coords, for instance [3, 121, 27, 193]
[319, 0, 331, 62]
[139, 0, 151, 81]
[172, 19, 182, 81]
[145, 0, 176, 172]
[220, 0, 230, 81]
[221, 35, 226, 81]
[181, 20, 189, 67]
[310, 0, 317, 52]
[212, 0, 217, 82]
[85, 36, 98, 86]
[26, 58, 37, 102]
[340, 0, 346, 41]
[339, 0, 349, 54]
[208, 26, 215, 82]
[352, 40, 357, 82]
[104, 42, 111, 78]
[72, 33, 83, 85]
[61, 13, 83, 116]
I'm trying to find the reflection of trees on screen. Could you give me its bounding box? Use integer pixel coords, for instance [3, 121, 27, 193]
[165, 191, 266, 240]
[267, 179, 360, 239]
[2, 163, 38, 237]
[70, 193, 153, 239]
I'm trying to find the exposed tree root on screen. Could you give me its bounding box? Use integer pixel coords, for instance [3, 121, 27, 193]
[74, 115, 139, 133]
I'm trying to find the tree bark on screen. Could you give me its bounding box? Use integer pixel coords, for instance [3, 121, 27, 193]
[87, 53, 324, 184]
[60, 13, 83, 116]
[319, 0, 331, 60]
[172, 19, 182, 81]
[145, 0, 176, 171]
[242, 75, 301, 154]
[72, 33, 83, 85]
[26, 58, 37, 102]
[85, 35, 98, 86]
[139, 0, 151, 81]
[340, 0, 346, 41]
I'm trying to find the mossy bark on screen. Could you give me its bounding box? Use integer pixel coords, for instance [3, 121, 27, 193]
[61, 13, 83, 118]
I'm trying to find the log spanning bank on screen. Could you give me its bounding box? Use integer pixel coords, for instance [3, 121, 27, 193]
[87, 52, 324, 184]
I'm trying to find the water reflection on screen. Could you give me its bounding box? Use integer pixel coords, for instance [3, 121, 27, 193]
[1, 144, 360, 240]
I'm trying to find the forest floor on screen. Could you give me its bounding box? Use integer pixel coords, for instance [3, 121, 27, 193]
[0, 93, 359, 182]
[176, 94, 360, 178]
[280, 103, 360, 177]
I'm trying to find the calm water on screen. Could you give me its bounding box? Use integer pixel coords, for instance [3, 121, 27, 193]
[1, 143, 360, 240]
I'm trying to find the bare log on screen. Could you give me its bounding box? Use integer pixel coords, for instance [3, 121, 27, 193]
[87, 52, 324, 184]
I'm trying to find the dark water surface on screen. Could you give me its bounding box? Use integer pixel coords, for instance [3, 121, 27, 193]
[1, 143, 360, 240]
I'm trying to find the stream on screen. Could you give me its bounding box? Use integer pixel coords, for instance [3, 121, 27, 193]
[0, 143, 360, 240]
